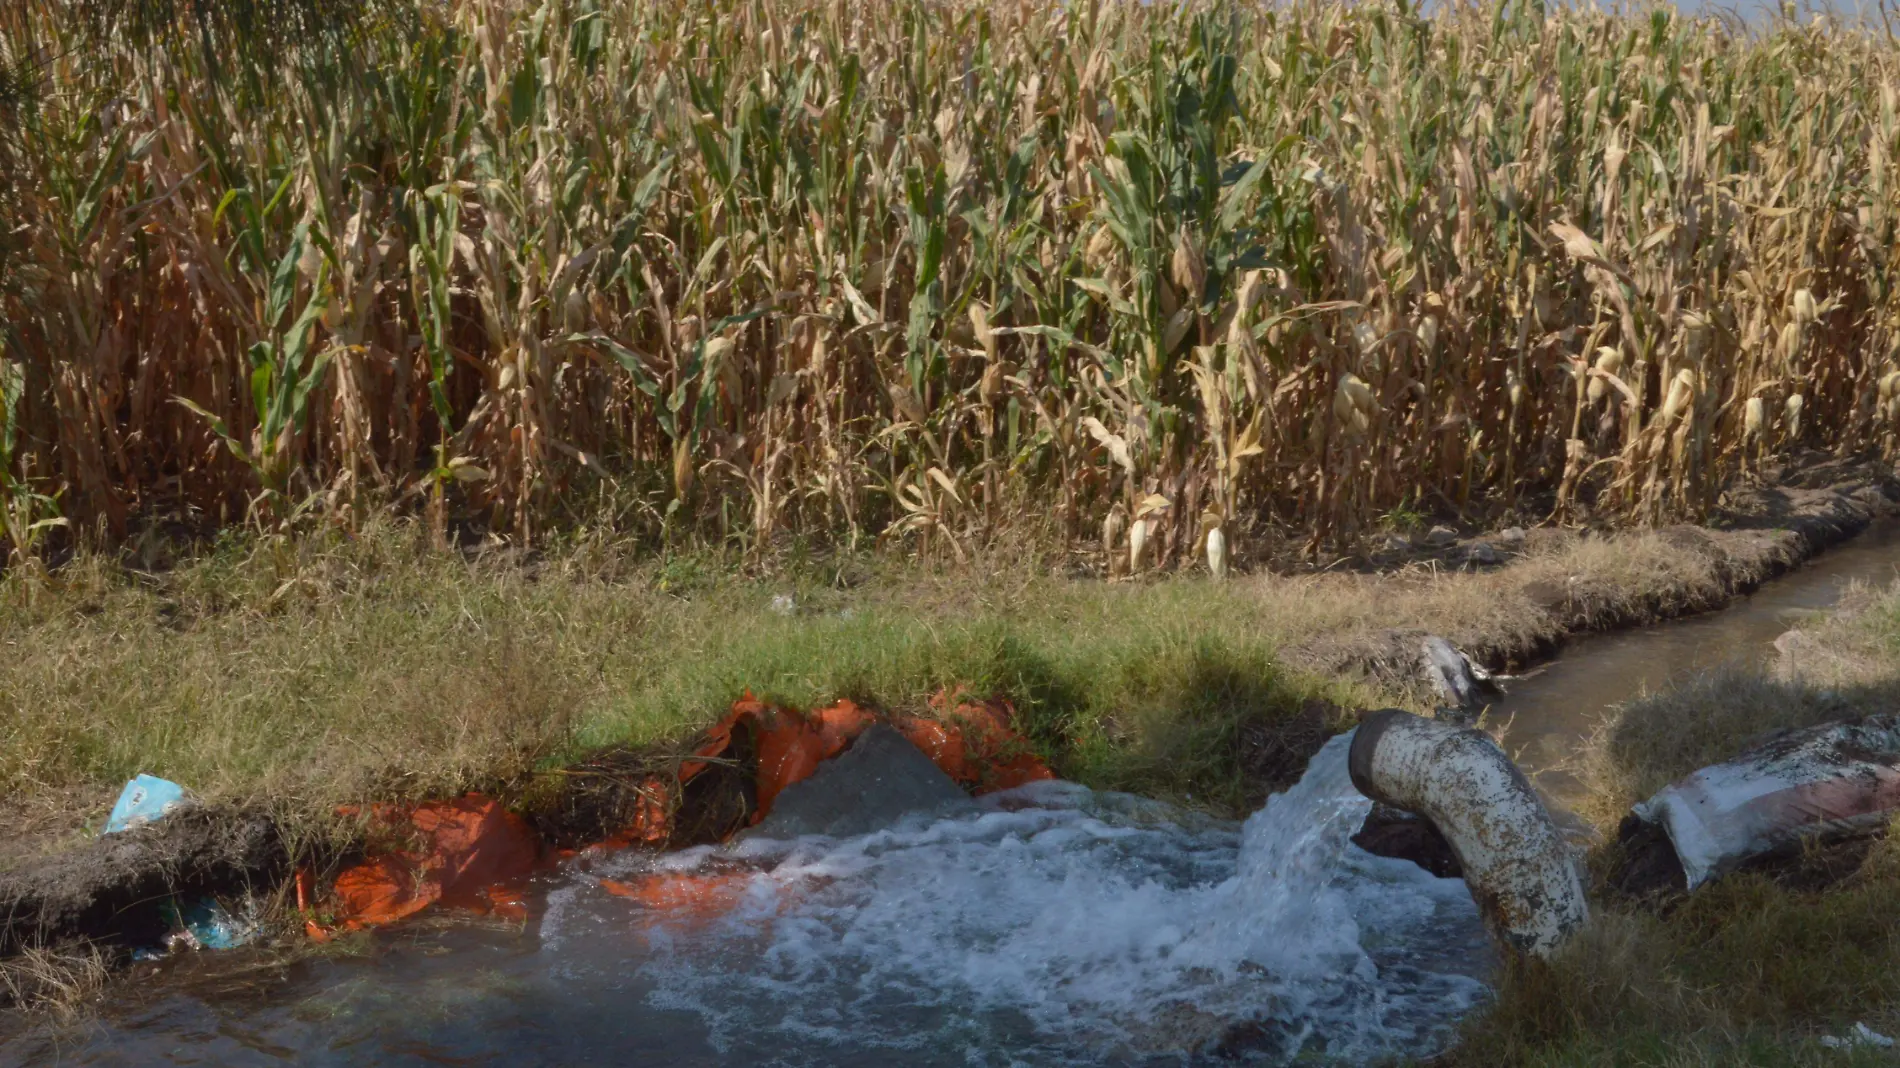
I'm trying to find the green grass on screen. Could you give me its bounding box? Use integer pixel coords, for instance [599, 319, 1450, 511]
[0, 522, 1357, 837]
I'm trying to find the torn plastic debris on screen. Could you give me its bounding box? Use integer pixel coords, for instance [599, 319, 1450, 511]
[304, 691, 1053, 936]
[162, 897, 259, 951]
[105, 774, 191, 833]
[1418, 637, 1499, 723]
[1629, 713, 1900, 890]
[1819, 1023, 1896, 1050]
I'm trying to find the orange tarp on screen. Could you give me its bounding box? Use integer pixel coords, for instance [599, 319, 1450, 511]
[901, 690, 1058, 794]
[308, 691, 1052, 935]
[598, 872, 755, 917]
[602, 691, 1052, 840]
[305, 795, 544, 939]
[734, 690, 1053, 823]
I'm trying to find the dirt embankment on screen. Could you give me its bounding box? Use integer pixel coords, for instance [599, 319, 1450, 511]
[1288, 457, 1900, 698]
[4, 459, 1896, 1002]
[0, 810, 282, 959]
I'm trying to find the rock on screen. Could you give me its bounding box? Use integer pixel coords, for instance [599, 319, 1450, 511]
[744, 724, 976, 840]
[1497, 526, 1527, 548]
[1383, 532, 1412, 553]
[769, 593, 796, 615]
[1851, 484, 1890, 509]
[1521, 579, 1568, 611]
[1206, 1016, 1306, 1062]
[1419, 636, 1500, 718]
[1352, 804, 1462, 878]
[1771, 627, 1818, 678]
[1466, 541, 1500, 566]
[1424, 525, 1458, 547]
[1772, 627, 1815, 659]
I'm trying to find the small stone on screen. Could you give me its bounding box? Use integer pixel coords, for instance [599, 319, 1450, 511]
[1772, 628, 1810, 658]
[1467, 542, 1500, 566]
[769, 593, 795, 615]
[1384, 533, 1412, 553]
[1497, 526, 1527, 548]
[1424, 525, 1457, 547]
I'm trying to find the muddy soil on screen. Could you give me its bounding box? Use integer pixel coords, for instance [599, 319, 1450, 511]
[0, 808, 284, 960]
[1606, 813, 1888, 903]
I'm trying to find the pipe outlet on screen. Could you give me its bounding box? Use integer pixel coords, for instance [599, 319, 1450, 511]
[1348, 709, 1588, 959]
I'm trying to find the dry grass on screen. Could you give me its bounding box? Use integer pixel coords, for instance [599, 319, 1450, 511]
[4, 0, 1900, 564]
[1455, 890, 1900, 1067]
[0, 944, 109, 1018]
[1256, 524, 1775, 691]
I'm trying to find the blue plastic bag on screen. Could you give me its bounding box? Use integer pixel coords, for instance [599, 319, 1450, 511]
[105, 774, 189, 834]
[161, 898, 257, 951]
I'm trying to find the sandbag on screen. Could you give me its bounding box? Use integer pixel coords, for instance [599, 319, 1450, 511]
[1630, 714, 1900, 889]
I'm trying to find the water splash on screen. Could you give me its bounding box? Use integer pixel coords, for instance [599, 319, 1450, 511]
[544, 732, 1492, 1065]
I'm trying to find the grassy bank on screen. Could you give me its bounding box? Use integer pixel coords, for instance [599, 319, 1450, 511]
[3, 471, 1882, 856]
[3, 482, 1897, 1054]
[5, 0, 1900, 564]
[1453, 580, 1900, 1066]
[0, 524, 1364, 861]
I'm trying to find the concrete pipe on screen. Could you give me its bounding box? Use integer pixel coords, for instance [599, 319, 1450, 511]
[1348, 709, 1588, 959]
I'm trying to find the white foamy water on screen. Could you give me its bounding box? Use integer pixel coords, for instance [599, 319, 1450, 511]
[540, 734, 1493, 1066]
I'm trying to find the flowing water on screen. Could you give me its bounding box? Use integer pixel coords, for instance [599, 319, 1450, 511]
[1493, 516, 1900, 806]
[1, 737, 1492, 1067]
[13, 518, 1900, 1067]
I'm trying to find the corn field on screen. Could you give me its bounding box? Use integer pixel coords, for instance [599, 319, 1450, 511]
[2, 0, 1899, 567]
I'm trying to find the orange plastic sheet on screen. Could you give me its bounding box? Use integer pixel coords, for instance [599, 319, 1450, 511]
[307, 691, 1053, 936]
[608, 690, 1052, 836]
[901, 689, 1058, 794]
[304, 795, 543, 940]
[598, 872, 756, 918]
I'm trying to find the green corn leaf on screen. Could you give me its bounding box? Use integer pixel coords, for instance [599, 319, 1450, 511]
[171, 397, 249, 465]
[268, 226, 307, 329]
[1217, 156, 1271, 233]
[248, 344, 274, 423]
[0, 360, 20, 466]
[568, 332, 662, 397]
[72, 128, 130, 245]
[628, 154, 674, 216]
